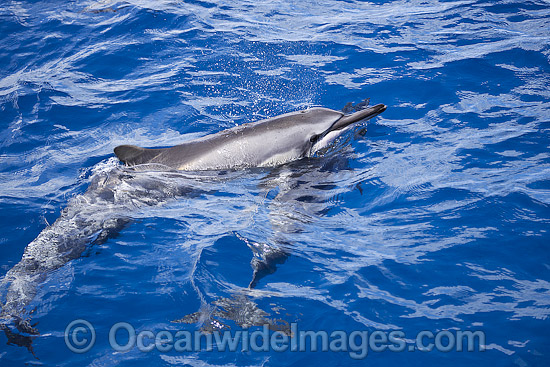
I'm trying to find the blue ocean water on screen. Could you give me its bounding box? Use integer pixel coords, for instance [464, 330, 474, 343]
[1, 0, 550, 365]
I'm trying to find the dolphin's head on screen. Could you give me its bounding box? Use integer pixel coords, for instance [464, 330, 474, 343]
[301, 104, 387, 155]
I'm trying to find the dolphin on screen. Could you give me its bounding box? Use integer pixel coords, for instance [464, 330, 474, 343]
[1, 101, 386, 354]
[114, 104, 387, 170]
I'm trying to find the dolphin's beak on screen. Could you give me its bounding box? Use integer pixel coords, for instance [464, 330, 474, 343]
[330, 103, 387, 132]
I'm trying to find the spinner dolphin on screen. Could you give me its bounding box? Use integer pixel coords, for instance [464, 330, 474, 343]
[114, 104, 387, 170]
[1, 101, 386, 353]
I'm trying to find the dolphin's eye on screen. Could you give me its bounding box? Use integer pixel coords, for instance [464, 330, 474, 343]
[309, 134, 319, 143]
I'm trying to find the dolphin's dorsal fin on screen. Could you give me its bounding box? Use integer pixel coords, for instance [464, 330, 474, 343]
[114, 145, 161, 165]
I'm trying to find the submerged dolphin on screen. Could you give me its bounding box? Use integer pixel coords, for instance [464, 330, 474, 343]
[114, 104, 387, 170]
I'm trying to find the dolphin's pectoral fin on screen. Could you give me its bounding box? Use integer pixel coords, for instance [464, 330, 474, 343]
[248, 249, 290, 289]
[242, 237, 290, 289]
[114, 145, 162, 166]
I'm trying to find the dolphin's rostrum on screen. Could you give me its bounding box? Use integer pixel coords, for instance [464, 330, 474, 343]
[114, 104, 387, 170]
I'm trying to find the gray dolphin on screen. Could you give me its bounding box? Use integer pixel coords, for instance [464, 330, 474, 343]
[114, 104, 387, 170]
[1, 102, 386, 353]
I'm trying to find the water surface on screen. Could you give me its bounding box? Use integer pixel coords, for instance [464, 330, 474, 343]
[1, 0, 549, 365]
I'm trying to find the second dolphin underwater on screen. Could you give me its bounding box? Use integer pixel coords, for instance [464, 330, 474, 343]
[114, 104, 387, 170]
[0, 101, 386, 351]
